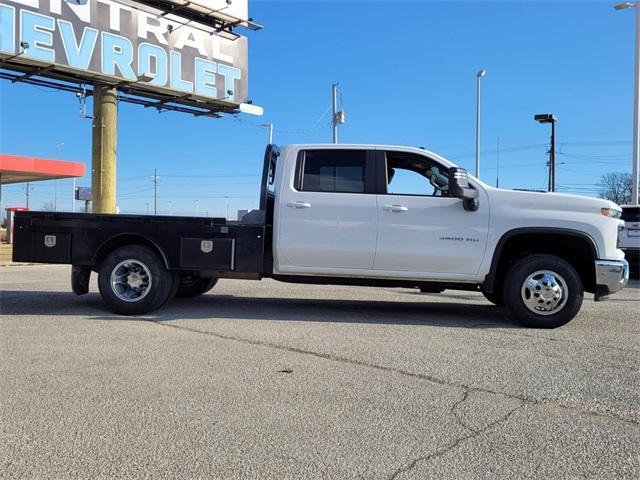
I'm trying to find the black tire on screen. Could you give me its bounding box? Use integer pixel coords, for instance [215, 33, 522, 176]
[482, 289, 505, 307]
[175, 274, 218, 298]
[503, 254, 583, 329]
[97, 245, 175, 315]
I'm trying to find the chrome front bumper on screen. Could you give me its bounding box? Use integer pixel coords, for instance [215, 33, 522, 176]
[594, 259, 629, 301]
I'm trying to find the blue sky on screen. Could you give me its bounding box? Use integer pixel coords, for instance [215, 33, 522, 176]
[0, 0, 635, 217]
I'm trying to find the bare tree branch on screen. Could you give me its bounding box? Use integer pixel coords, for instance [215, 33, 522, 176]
[598, 172, 632, 205]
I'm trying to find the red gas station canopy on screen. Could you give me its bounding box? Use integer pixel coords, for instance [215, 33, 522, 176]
[0, 154, 85, 184]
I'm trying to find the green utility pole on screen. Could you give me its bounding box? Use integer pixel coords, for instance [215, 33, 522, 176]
[91, 84, 118, 214]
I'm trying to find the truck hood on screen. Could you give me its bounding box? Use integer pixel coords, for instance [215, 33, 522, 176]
[484, 187, 621, 214]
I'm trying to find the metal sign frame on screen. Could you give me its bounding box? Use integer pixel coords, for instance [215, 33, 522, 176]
[0, 0, 259, 117]
[134, 0, 261, 39]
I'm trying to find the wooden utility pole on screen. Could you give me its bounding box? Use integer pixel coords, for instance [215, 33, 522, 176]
[91, 84, 118, 213]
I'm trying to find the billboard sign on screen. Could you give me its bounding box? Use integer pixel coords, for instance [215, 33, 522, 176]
[0, 0, 249, 106]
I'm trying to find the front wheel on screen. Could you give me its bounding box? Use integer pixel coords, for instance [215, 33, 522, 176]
[503, 254, 583, 329]
[98, 245, 175, 315]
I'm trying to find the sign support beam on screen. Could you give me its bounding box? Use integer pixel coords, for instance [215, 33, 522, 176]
[91, 84, 118, 214]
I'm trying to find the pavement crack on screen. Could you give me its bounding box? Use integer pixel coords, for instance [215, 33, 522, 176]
[450, 389, 478, 434]
[494, 330, 640, 355]
[148, 319, 640, 427]
[387, 403, 524, 480]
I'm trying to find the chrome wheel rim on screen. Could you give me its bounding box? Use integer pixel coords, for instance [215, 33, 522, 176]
[521, 270, 568, 316]
[110, 259, 152, 303]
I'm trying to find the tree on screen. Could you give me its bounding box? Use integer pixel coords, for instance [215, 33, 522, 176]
[597, 172, 632, 205]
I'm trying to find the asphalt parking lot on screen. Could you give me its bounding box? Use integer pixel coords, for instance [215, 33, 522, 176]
[1, 264, 639, 479]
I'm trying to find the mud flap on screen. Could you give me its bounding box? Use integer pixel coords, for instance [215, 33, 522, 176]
[71, 265, 91, 295]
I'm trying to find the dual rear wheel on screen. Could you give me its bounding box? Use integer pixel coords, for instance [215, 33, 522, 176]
[98, 245, 216, 315]
[175, 273, 218, 298]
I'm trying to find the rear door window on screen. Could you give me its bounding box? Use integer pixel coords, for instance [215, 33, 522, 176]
[297, 150, 369, 193]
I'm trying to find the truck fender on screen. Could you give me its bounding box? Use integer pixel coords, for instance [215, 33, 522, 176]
[93, 233, 171, 270]
[483, 227, 599, 294]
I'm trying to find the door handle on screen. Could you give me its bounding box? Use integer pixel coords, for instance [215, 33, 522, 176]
[287, 201, 311, 209]
[383, 205, 408, 212]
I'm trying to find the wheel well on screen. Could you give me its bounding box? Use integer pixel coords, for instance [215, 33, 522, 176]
[93, 234, 169, 270]
[487, 232, 597, 294]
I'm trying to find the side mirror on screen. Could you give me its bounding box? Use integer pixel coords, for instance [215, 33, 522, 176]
[449, 168, 479, 212]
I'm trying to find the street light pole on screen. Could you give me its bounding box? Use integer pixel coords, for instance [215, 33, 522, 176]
[635, 3, 640, 203]
[615, 2, 640, 204]
[261, 123, 273, 144]
[496, 136, 500, 188]
[535, 114, 558, 192]
[475, 69, 486, 179]
[55, 142, 64, 212]
[550, 120, 556, 192]
[332, 83, 339, 144]
[151, 168, 160, 215]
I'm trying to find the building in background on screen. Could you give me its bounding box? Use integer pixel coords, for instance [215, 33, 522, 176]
[0, 154, 85, 241]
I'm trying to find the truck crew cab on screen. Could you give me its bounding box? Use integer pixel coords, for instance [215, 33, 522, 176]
[13, 144, 629, 328]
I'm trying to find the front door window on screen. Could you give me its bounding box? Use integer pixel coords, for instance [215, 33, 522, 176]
[384, 152, 449, 197]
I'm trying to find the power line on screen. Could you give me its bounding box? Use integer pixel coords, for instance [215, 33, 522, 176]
[558, 154, 629, 165]
[118, 175, 152, 183]
[448, 143, 547, 160]
[234, 103, 334, 136]
[118, 187, 154, 198]
[481, 162, 546, 171]
[122, 194, 257, 200]
[162, 174, 261, 178]
[147, 181, 259, 188]
[559, 152, 629, 159]
[539, 169, 549, 191]
[558, 141, 630, 147]
[556, 165, 600, 177]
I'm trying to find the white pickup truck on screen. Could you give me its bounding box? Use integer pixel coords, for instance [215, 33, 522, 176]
[13, 144, 629, 328]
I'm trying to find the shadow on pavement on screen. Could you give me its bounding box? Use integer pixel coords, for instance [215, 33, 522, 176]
[0, 289, 518, 329]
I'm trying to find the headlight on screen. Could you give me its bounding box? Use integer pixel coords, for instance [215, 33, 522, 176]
[601, 207, 622, 219]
